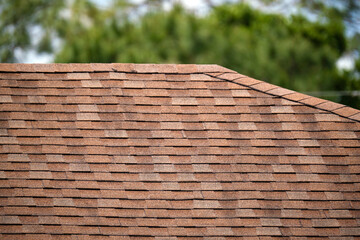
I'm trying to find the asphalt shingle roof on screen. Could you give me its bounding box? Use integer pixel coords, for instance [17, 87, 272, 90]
[0, 63, 359, 239]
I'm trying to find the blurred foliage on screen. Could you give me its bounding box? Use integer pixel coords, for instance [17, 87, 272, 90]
[282, 0, 359, 36]
[0, 0, 359, 108]
[0, 0, 65, 62]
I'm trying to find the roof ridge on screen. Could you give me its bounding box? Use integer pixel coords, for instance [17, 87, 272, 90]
[0, 63, 236, 74]
[208, 71, 360, 123]
[1, 63, 359, 122]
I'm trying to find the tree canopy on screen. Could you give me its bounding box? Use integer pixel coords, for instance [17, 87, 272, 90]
[1, 0, 359, 108]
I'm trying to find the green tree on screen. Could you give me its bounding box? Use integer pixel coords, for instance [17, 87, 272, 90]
[0, 0, 66, 62]
[257, 0, 360, 106]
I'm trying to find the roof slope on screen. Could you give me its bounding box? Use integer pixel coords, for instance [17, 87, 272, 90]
[0, 63, 359, 239]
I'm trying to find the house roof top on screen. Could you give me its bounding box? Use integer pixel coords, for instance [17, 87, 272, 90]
[0, 63, 359, 239]
[2, 63, 360, 121]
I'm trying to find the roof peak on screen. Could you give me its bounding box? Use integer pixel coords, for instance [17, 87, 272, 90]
[1, 63, 359, 122]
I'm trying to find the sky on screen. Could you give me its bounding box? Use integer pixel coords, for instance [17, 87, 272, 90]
[22, 0, 356, 69]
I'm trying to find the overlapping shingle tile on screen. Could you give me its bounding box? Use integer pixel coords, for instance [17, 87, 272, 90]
[0, 63, 359, 239]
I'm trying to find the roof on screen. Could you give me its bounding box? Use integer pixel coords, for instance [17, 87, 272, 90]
[0, 63, 359, 239]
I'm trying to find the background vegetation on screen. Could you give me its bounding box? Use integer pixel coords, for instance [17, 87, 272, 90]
[1, 0, 359, 108]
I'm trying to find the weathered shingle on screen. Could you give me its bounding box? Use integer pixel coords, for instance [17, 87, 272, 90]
[0, 63, 359, 239]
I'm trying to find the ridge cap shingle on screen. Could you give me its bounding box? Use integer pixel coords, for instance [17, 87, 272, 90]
[0, 63, 235, 74]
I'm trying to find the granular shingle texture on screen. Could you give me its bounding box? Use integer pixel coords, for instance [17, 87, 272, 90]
[0, 63, 360, 239]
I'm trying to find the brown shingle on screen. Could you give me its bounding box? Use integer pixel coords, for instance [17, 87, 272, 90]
[67, 72, 91, 80]
[0, 63, 359, 239]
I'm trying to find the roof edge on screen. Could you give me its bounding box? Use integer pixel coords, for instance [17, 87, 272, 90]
[210, 71, 360, 123]
[0, 63, 236, 74]
[1, 63, 358, 122]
